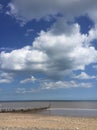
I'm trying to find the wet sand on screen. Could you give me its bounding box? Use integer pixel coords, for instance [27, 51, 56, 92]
[0, 113, 97, 130]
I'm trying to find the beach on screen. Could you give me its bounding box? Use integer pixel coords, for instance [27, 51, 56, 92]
[0, 113, 97, 130]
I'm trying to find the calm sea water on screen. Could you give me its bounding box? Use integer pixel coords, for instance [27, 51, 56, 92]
[0, 101, 97, 117]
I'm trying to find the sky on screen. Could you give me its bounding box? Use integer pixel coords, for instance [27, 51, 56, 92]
[0, 0, 97, 100]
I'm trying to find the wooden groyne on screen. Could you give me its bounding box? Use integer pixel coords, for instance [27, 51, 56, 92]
[0, 105, 50, 113]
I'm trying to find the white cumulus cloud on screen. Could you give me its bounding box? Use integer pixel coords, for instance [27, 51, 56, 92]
[0, 22, 97, 79]
[42, 80, 92, 90]
[0, 72, 13, 83]
[73, 72, 96, 80]
[0, 46, 48, 71]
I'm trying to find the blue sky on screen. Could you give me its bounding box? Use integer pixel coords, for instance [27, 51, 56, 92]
[0, 0, 97, 100]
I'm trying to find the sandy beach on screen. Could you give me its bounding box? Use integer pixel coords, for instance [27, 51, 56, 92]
[0, 113, 97, 130]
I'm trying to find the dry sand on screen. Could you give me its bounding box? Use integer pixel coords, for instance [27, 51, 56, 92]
[0, 113, 97, 130]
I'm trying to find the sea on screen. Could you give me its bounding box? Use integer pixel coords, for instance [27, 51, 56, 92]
[0, 100, 97, 117]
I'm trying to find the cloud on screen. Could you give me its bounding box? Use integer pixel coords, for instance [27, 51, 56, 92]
[0, 22, 97, 79]
[42, 80, 92, 90]
[0, 4, 3, 12]
[7, 0, 58, 23]
[0, 72, 13, 83]
[0, 46, 48, 71]
[33, 26, 97, 76]
[0, 47, 14, 52]
[7, 0, 97, 25]
[0, 79, 11, 83]
[16, 88, 39, 94]
[88, 9, 97, 24]
[87, 27, 97, 43]
[20, 76, 36, 84]
[73, 72, 96, 80]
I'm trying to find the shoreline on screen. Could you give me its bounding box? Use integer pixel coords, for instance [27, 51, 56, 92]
[0, 113, 97, 130]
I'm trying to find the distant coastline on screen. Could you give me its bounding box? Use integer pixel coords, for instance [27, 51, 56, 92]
[0, 100, 97, 102]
